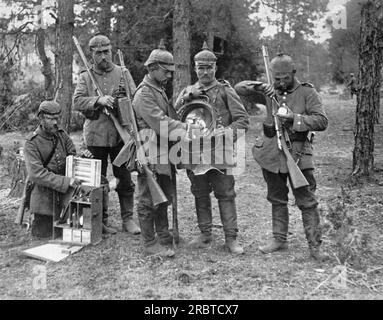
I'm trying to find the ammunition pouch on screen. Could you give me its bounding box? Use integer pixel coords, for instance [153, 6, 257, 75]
[116, 97, 132, 127]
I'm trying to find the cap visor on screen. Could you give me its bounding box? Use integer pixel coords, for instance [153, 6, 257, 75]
[161, 64, 175, 71]
[93, 45, 112, 52]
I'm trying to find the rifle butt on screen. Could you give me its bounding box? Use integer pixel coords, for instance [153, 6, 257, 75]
[15, 200, 25, 225]
[285, 154, 309, 189]
[142, 165, 168, 206]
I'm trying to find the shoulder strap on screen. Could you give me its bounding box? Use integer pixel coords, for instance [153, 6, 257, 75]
[43, 136, 58, 168]
[218, 83, 228, 106]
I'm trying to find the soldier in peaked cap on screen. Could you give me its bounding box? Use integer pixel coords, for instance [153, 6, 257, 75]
[23, 100, 81, 238]
[174, 42, 250, 255]
[73, 34, 141, 236]
[235, 52, 329, 262]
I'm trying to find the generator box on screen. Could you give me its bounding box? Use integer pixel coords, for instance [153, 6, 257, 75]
[52, 156, 103, 245]
[53, 185, 103, 245]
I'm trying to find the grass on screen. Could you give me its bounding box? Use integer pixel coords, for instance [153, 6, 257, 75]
[1, 94, 383, 300]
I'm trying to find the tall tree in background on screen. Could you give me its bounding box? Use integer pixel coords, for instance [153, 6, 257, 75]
[328, 0, 360, 83]
[35, 0, 55, 99]
[172, 0, 191, 100]
[352, 0, 383, 177]
[258, 0, 329, 41]
[55, 0, 74, 132]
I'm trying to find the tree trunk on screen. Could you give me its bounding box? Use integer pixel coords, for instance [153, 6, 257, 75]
[35, 0, 54, 99]
[172, 0, 191, 101]
[97, 0, 112, 37]
[352, 0, 383, 177]
[55, 0, 74, 133]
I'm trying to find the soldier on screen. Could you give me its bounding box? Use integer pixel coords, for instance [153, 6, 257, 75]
[24, 101, 82, 238]
[132, 40, 201, 257]
[174, 42, 250, 255]
[235, 52, 329, 261]
[346, 73, 357, 99]
[73, 34, 140, 235]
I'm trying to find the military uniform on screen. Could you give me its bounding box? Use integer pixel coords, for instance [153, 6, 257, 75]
[133, 74, 187, 247]
[24, 125, 76, 237]
[73, 48, 138, 231]
[241, 76, 328, 257]
[174, 43, 249, 254]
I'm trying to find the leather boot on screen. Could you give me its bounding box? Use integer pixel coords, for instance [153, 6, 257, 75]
[144, 241, 175, 257]
[271, 204, 289, 242]
[102, 219, 117, 234]
[259, 238, 288, 254]
[302, 208, 327, 261]
[195, 196, 213, 235]
[119, 192, 141, 234]
[188, 233, 212, 249]
[259, 205, 288, 253]
[225, 238, 244, 255]
[122, 218, 141, 234]
[218, 199, 239, 241]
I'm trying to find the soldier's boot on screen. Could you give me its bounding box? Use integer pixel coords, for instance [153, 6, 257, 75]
[259, 204, 289, 254]
[119, 192, 141, 235]
[102, 218, 118, 234]
[217, 199, 242, 254]
[225, 238, 244, 255]
[188, 233, 212, 249]
[154, 203, 173, 247]
[144, 241, 175, 257]
[188, 196, 213, 249]
[259, 238, 288, 253]
[302, 208, 329, 262]
[101, 181, 117, 234]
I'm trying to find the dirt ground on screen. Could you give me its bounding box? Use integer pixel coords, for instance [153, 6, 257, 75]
[1, 94, 383, 300]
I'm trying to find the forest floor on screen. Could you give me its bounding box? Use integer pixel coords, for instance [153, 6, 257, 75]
[1, 94, 383, 300]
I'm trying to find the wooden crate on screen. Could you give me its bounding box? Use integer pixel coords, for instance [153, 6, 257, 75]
[65, 155, 101, 187]
[52, 186, 103, 245]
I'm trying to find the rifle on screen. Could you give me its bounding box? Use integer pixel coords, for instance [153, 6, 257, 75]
[14, 177, 33, 228]
[262, 45, 309, 189]
[72, 36, 130, 143]
[171, 167, 179, 248]
[113, 49, 168, 207]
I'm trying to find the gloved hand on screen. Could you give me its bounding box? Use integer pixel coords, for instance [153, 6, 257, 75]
[80, 149, 94, 158]
[69, 178, 82, 188]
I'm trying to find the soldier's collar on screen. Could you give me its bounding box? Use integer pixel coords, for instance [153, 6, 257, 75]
[196, 79, 218, 91]
[92, 63, 115, 75]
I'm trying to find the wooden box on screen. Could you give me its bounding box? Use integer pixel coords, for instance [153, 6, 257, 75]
[65, 155, 101, 187]
[52, 186, 103, 245]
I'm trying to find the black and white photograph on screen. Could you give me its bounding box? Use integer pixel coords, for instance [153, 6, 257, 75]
[0, 0, 382, 304]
